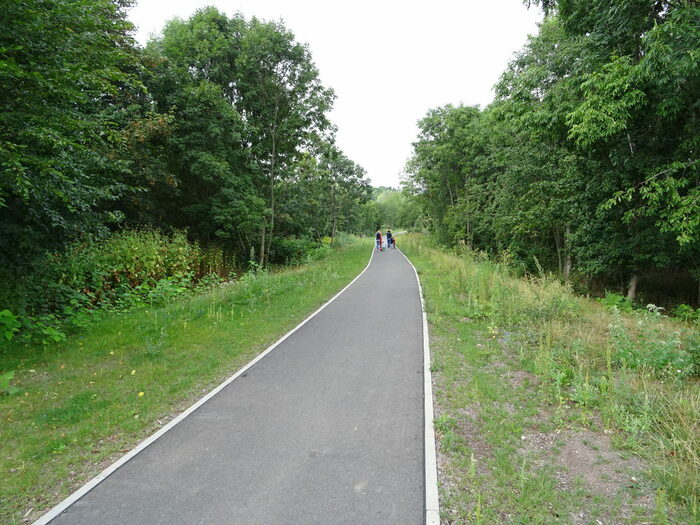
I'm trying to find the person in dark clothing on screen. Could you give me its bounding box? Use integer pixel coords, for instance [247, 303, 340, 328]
[386, 229, 393, 248]
[375, 230, 383, 251]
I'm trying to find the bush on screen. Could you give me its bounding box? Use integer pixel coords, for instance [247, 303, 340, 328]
[0, 229, 332, 344]
[671, 304, 698, 323]
[0, 229, 234, 343]
[268, 237, 326, 265]
[329, 232, 355, 247]
[195, 245, 236, 279]
[21, 229, 200, 314]
[0, 310, 21, 342]
[609, 314, 697, 378]
[600, 292, 634, 312]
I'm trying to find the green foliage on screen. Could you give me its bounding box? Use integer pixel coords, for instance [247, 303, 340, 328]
[2, 3, 372, 323]
[279, 146, 371, 240]
[0, 371, 19, 395]
[268, 237, 329, 265]
[1, 229, 238, 342]
[599, 292, 633, 313]
[19, 315, 67, 345]
[402, 233, 699, 518]
[137, 7, 367, 265]
[0, 310, 21, 342]
[373, 188, 421, 231]
[0, 0, 145, 266]
[609, 318, 696, 378]
[30, 229, 200, 312]
[567, 56, 646, 147]
[671, 304, 698, 323]
[404, 2, 700, 303]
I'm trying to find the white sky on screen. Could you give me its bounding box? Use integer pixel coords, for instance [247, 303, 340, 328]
[128, 1, 542, 188]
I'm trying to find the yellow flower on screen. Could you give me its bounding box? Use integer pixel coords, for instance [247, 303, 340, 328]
[138, 392, 144, 397]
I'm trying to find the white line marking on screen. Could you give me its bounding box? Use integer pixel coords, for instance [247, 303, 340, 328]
[34, 245, 375, 525]
[398, 247, 440, 525]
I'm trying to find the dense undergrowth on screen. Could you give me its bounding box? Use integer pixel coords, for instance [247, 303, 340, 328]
[400, 234, 698, 522]
[0, 229, 335, 346]
[0, 236, 370, 523]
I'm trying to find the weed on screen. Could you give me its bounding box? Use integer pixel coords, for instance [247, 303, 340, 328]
[401, 233, 698, 522]
[600, 292, 634, 313]
[0, 370, 19, 395]
[0, 310, 21, 342]
[671, 304, 698, 323]
[609, 314, 695, 378]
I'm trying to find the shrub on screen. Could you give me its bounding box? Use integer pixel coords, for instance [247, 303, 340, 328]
[0, 371, 19, 395]
[196, 245, 236, 279]
[609, 314, 697, 378]
[0, 230, 223, 341]
[671, 304, 698, 323]
[20, 229, 200, 314]
[0, 310, 21, 342]
[600, 292, 634, 312]
[269, 237, 324, 265]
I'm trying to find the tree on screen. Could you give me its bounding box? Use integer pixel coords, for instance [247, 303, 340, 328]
[143, 9, 340, 263]
[234, 18, 334, 264]
[0, 0, 144, 267]
[279, 144, 370, 240]
[405, 3, 699, 300]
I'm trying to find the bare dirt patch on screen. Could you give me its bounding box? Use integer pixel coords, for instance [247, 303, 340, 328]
[520, 428, 653, 523]
[504, 369, 539, 389]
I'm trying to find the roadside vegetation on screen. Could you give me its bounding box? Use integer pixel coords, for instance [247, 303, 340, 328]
[2, 2, 381, 342]
[403, 1, 699, 309]
[401, 234, 698, 524]
[0, 237, 370, 524]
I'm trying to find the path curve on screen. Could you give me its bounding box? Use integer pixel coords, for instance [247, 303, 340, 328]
[38, 247, 432, 525]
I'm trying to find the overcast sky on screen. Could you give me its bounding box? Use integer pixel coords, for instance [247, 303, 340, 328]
[128, 1, 543, 188]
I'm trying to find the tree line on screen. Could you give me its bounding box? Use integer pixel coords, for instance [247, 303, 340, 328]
[404, 0, 699, 305]
[0, 1, 374, 274]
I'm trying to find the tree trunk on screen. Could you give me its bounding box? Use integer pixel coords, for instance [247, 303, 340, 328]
[237, 231, 248, 256]
[265, 169, 275, 264]
[553, 227, 563, 275]
[627, 132, 635, 156]
[446, 179, 454, 206]
[264, 111, 279, 266]
[258, 224, 265, 267]
[626, 274, 639, 302]
[330, 182, 338, 242]
[563, 254, 572, 282]
[563, 224, 572, 282]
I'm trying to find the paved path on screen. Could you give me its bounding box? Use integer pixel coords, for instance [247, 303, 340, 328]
[46, 248, 425, 524]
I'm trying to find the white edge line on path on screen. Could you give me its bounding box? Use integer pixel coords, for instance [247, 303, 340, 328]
[34, 246, 376, 525]
[397, 247, 440, 525]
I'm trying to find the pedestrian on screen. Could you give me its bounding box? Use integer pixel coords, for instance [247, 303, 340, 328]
[386, 229, 393, 248]
[375, 230, 383, 251]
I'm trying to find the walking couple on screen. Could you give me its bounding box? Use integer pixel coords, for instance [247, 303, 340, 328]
[375, 229, 394, 251]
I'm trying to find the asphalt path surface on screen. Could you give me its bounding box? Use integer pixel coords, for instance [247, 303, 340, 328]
[48, 247, 425, 524]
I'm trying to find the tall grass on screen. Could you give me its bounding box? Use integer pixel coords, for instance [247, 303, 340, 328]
[400, 234, 699, 519]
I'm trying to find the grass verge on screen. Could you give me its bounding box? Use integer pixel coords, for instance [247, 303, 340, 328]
[400, 234, 698, 524]
[0, 238, 371, 524]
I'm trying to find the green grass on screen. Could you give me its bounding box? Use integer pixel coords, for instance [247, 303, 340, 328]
[0, 238, 371, 524]
[400, 234, 698, 524]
